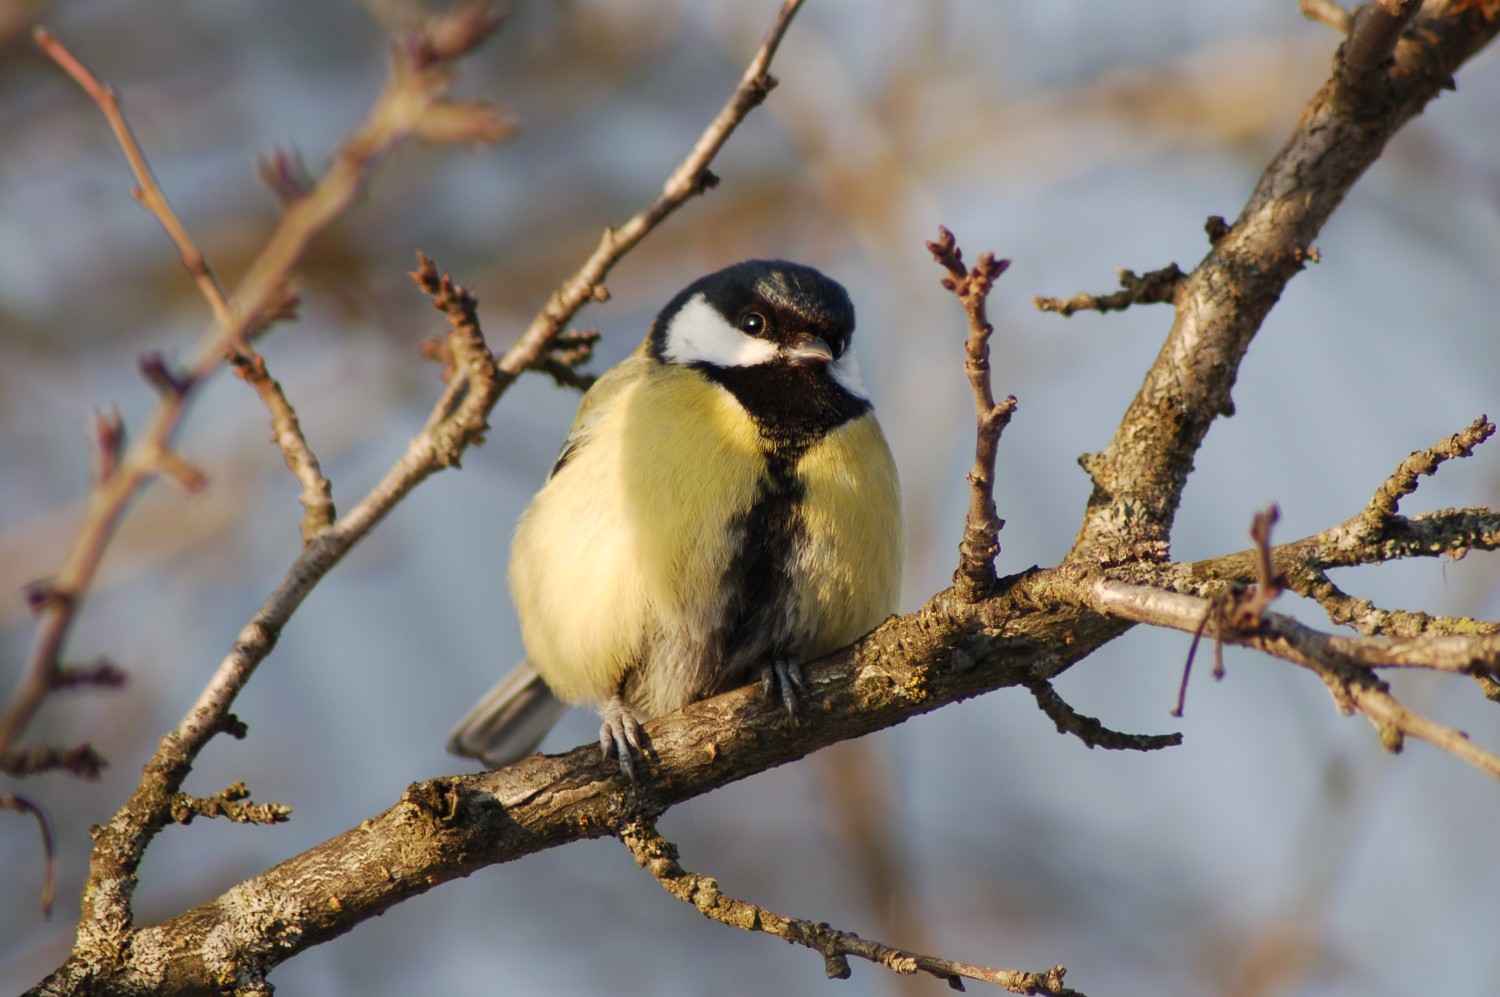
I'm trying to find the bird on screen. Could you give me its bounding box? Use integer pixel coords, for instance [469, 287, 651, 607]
[447, 259, 903, 778]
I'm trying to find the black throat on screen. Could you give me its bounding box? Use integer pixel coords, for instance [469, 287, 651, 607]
[695, 361, 870, 464]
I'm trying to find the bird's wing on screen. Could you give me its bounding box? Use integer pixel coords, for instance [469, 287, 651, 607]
[547, 346, 654, 478]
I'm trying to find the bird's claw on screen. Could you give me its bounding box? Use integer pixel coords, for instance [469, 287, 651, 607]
[599, 697, 646, 781]
[760, 657, 805, 716]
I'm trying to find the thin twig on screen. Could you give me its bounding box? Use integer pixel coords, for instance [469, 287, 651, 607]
[1233, 504, 1283, 626]
[1292, 568, 1500, 639]
[168, 781, 292, 826]
[621, 818, 1079, 995]
[495, 0, 807, 382]
[1358, 414, 1493, 530]
[926, 226, 1017, 600]
[1029, 681, 1181, 751]
[1, 795, 55, 917]
[1033, 263, 1185, 317]
[1299, 0, 1352, 34]
[1091, 580, 1500, 780]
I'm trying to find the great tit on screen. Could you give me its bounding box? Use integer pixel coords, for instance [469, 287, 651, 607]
[448, 260, 903, 777]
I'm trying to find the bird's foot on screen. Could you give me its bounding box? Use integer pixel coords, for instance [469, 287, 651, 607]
[599, 695, 647, 781]
[760, 656, 805, 716]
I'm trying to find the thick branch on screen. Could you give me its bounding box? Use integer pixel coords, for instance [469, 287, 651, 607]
[30, 437, 1500, 990]
[1068, 2, 1499, 563]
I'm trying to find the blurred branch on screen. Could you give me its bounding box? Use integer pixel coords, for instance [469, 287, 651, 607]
[620, 818, 1078, 995]
[1, 795, 55, 918]
[1300, 0, 1352, 34]
[1068, 0, 1500, 563]
[1, 10, 511, 770]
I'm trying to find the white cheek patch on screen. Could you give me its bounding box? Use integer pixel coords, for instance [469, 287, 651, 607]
[663, 295, 779, 368]
[828, 341, 868, 399]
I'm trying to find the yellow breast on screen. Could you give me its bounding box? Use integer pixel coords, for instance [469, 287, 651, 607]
[509, 360, 902, 714]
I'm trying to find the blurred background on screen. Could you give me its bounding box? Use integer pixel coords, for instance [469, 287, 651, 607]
[2, 1, 1498, 994]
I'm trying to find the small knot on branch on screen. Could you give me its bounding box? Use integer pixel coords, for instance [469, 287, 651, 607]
[169, 780, 292, 825]
[139, 352, 191, 399]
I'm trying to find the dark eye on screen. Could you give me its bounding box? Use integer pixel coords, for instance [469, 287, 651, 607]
[739, 312, 767, 335]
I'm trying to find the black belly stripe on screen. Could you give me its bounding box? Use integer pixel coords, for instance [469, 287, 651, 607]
[708, 452, 804, 691]
[694, 361, 871, 692]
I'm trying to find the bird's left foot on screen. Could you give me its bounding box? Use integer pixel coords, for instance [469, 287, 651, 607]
[599, 695, 647, 781]
[760, 657, 805, 716]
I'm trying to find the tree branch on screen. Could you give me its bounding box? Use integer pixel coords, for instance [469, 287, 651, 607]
[926, 227, 1017, 600]
[1033, 263, 1185, 317]
[1068, 1, 1500, 563]
[621, 819, 1078, 994]
[2, 9, 511, 768]
[1089, 580, 1500, 779]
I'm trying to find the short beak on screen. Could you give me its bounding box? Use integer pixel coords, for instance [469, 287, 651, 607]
[782, 335, 834, 367]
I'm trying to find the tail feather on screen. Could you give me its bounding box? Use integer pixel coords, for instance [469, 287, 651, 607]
[447, 661, 567, 769]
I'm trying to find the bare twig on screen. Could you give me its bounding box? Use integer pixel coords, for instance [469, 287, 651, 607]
[1033, 263, 1185, 317]
[530, 328, 602, 391]
[1, 743, 107, 779]
[621, 818, 1079, 995]
[1300, 0, 1352, 34]
[168, 781, 292, 826]
[1292, 568, 1500, 640]
[1092, 581, 1500, 780]
[1171, 591, 1226, 717]
[1, 795, 55, 918]
[927, 226, 1017, 600]
[1358, 414, 1494, 530]
[1233, 504, 1283, 626]
[1029, 680, 1181, 751]
[495, 0, 806, 382]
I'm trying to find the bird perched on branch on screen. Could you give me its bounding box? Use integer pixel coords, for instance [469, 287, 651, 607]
[448, 260, 903, 778]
